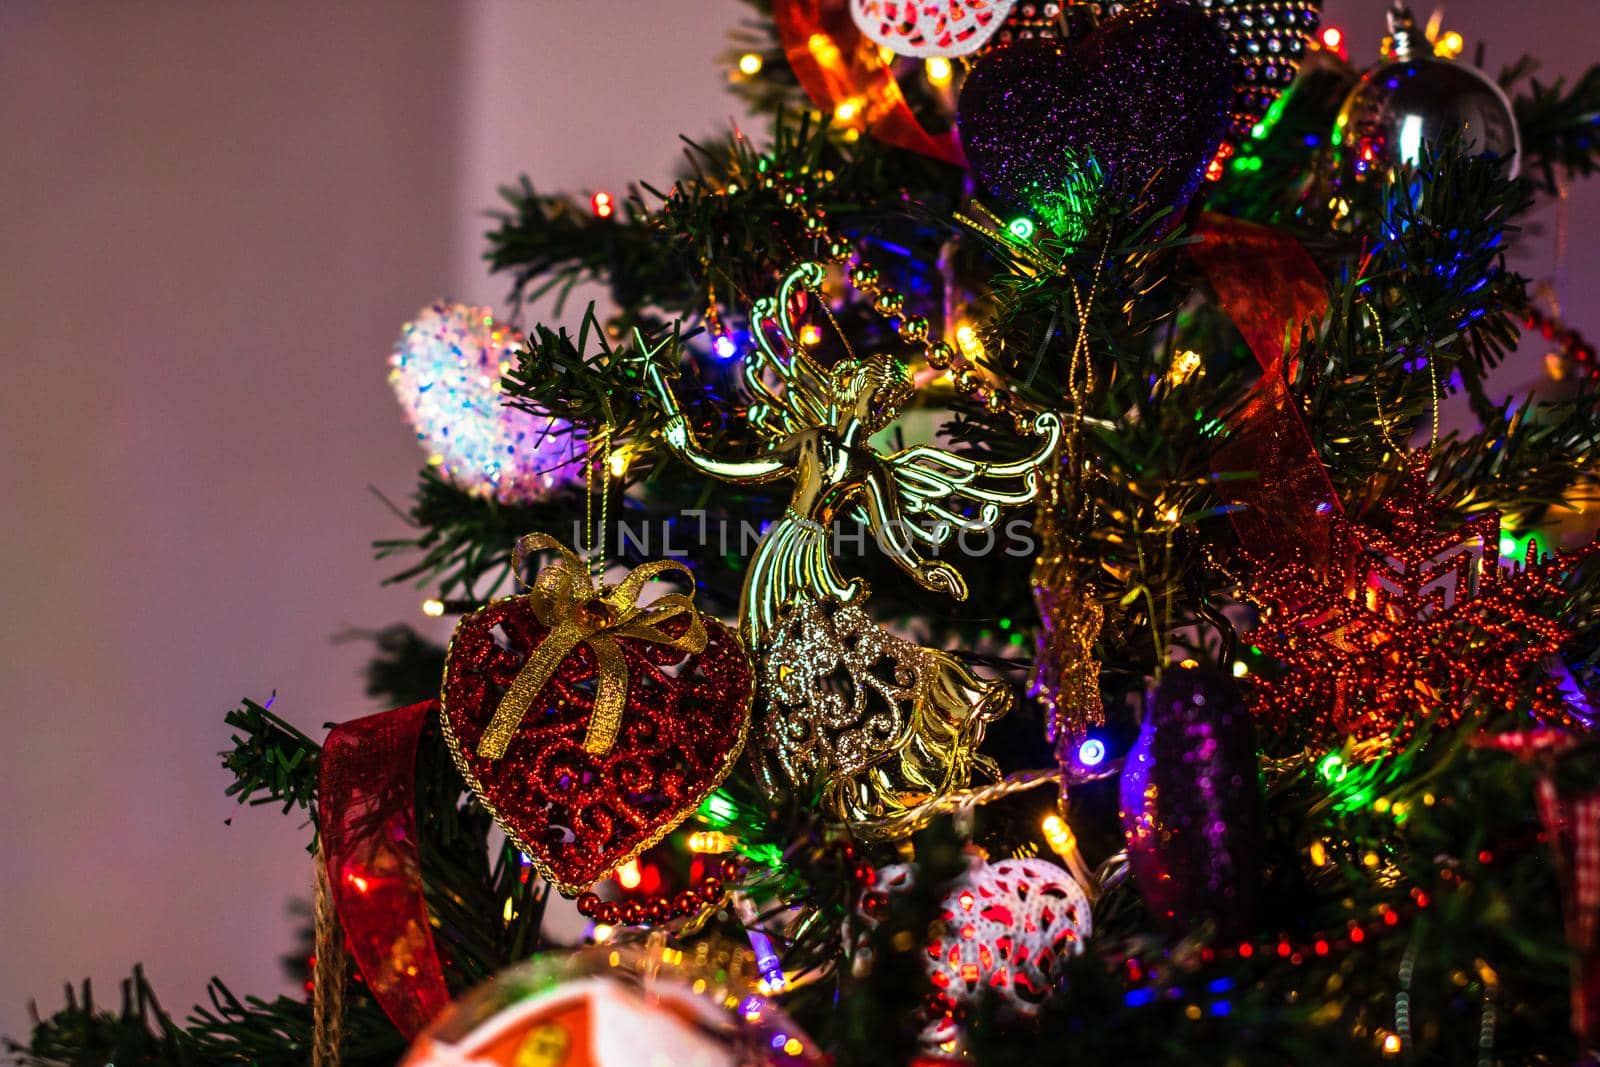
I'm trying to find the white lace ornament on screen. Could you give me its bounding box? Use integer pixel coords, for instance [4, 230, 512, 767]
[927, 856, 1091, 1011]
[850, 0, 1018, 58]
[856, 855, 1091, 1028]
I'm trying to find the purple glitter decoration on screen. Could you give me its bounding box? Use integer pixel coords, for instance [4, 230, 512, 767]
[1120, 667, 1262, 938]
[958, 0, 1234, 225]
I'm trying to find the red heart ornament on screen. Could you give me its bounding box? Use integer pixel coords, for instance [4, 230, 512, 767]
[441, 595, 752, 896]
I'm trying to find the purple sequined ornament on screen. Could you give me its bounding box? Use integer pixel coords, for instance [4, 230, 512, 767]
[958, 0, 1234, 225]
[1120, 667, 1262, 938]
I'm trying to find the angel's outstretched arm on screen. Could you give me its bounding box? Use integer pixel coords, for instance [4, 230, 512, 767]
[660, 411, 793, 484]
[861, 463, 969, 601]
[640, 334, 793, 485]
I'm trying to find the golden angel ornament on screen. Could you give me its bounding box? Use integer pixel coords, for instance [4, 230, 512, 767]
[644, 261, 1060, 833]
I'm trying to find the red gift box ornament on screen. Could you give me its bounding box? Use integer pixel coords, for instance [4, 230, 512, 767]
[441, 534, 753, 896]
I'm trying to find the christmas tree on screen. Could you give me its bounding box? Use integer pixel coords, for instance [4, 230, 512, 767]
[13, 1, 1600, 1064]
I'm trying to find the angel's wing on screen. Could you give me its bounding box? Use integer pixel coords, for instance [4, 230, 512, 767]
[875, 410, 1064, 548]
[743, 261, 838, 444]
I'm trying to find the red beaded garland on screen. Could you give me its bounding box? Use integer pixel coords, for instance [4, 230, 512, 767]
[574, 863, 742, 929]
[1525, 305, 1598, 384]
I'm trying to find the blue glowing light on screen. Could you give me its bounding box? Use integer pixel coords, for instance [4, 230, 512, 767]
[1078, 738, 1107, 767]
[713, 335, 738, 360]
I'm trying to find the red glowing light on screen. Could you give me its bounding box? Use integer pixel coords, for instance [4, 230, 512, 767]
[591, 191, 615, 218]
[1320, 26, 1343, 50]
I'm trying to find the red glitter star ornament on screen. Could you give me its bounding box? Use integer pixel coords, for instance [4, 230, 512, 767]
[1248, 457, 1595, 753]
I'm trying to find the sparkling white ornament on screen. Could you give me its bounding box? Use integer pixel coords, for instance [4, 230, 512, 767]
[388, 302, 582, 505]
[851, 0, 1017, 58]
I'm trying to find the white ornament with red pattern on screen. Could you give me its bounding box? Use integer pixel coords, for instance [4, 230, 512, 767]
[928, 856, 1091, 1011]
[850, 0, 1017, 58]
[855, 855, 1092, 1032]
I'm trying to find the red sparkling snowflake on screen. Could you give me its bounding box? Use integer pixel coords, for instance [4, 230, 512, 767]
[1248, 458, 1595, 752]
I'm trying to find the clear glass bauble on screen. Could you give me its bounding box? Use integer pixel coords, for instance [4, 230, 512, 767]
[1334, 54, 1521, 183]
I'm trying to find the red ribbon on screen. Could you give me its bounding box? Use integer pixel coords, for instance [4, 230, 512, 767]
[1477, 731, 1600, 1049]
[1538, 777, 1600, 1049]
[1191, 213, 1342, 569]
[772, 0, 967, 166]
[318, 701, 451, 1039]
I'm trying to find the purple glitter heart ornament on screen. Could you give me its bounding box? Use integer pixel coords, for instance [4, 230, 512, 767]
[958, 0, 1234, 226]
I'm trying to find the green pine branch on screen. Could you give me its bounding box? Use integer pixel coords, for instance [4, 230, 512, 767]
[1508, 58, 1600, 192]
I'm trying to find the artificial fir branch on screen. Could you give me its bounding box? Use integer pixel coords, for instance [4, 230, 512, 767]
[375, 470, 567, 601]
[6, 970, 194, 1067]
[1508, 59, 1600, 192]
[220, 697, 320, 816]
[347, 624, 447, 708]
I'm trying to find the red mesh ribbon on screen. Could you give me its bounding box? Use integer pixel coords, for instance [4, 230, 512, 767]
[1537, 778, 1600, 1048]
[772, 0, 967, 166]
[1477, 731, 1600, 1048]
[1191, 213, 1341, 569]
[318, 701, 451, 1039]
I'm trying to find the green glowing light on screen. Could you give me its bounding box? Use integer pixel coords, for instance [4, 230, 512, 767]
[1500, 531, 1546, 562]
[1252, 86, 1295, 142]
[698, 789, 740, 828]
[1007, 216, 1036, 241]
[999, 617, 1012, 630]
[740, 842, 785, 869]
[1317, 752, 1349, 784]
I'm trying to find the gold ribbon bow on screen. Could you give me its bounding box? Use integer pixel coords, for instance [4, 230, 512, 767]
[475, 533, 708, 760]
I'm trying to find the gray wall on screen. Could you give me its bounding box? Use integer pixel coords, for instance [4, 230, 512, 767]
[0, 0, 1592, 1047]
